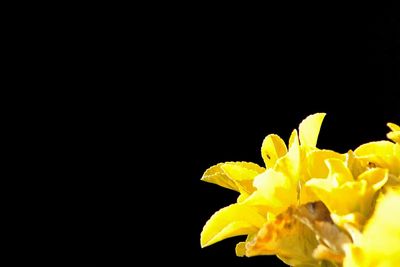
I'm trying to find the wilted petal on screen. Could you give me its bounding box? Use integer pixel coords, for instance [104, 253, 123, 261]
[294, 202, 351, 263]
[235, 242, 246, 257]
[246, 208, 319, 266]
[330, 212, 366, 231]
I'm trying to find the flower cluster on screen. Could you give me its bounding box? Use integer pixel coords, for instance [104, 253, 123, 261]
[200, 113, 400, 267]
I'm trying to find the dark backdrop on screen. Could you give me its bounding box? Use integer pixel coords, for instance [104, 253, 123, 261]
[44, 2, 399, 266]
[169, 2, 399, 267]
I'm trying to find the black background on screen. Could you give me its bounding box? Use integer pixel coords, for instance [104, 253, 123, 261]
[31, 2, 398, 266]
[165, 2, 399, 267]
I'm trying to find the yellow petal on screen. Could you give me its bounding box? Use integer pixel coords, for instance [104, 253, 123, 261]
[276, 129, 302, 183]
[362, 189, 400, 251]
[221, 163, 264, 181]
[221, 163, 261, 194]
[387, 123, 400, 143]
[298, 182, 320, 205]
[301, 147, 344, 205]
[306, 178, 364, 215]
[387, 122, 400, 131]
[343, 189, 400, 266]
[355, 140, 396, 156]
[201, 163, 238, 191]
[306, 159, 355, 214]
[299, 113, 326, 148]
[200, 204, 266, 248]
[201, 162, 265, 192]
[357, 167, 388, 191]
[237, 191, 250, 203]
[288, 129, 298, 149]
[345, 150, 366, 179]
[261, 134, 288, 168]
[355, 141, 400, 176]
[243, 169, 297, 215]
[388, 131, 400, 143]
[308, 150, 345, 178]
[326, 158, 354, 184]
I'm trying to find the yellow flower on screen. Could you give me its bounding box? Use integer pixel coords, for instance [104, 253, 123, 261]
[200, 113, 400, 266]
[387, 122, 400, 143]
[200, 114, 331, 261]
[242, 113, 329, 214]
[343, 189, 400, 266]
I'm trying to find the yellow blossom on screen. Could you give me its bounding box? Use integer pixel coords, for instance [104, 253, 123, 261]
[201, 114, 332, 262]
[199, 113, 400, 267]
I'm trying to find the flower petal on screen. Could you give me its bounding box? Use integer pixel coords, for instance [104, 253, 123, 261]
[326, 159, 354, 184]
[261, 134, 288, 168]
[200, 204, 266, 248]
[276, 129, 302, 183]
[387, 123, 400, 143]
[243, 169, 297, 215]
[387, 122, 400, 132]
[343, 189, 400, 266]
[388, 131, 400, 143]
[355, 141, 400, 176]
[299, 113, 326, 148]
[308, 150, 345, 179]
[201, 162, 265, 192]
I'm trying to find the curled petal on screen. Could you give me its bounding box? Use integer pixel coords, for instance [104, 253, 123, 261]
[261, 134, 287, 168]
